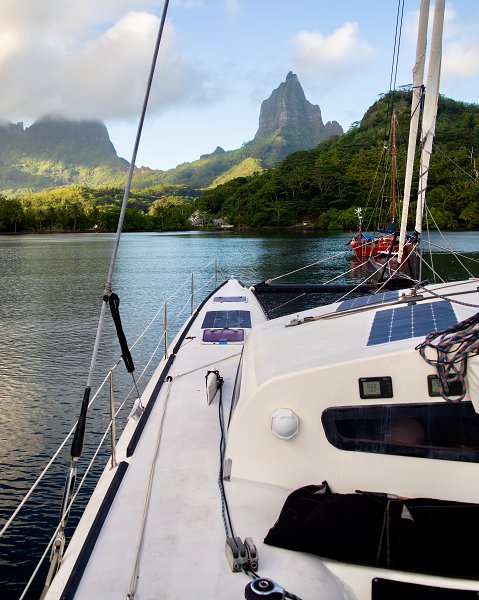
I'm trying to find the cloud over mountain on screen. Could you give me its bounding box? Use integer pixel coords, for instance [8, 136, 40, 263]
[0, 1, 215, 121]
[290, 22, 375, 79]
[404, 4, 479, 81]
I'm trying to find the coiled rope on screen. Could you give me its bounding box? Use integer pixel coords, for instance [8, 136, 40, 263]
[416, 309, 479, 402]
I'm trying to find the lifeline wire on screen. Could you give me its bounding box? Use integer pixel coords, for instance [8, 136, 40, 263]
[48, 0, 172, 591]
[84, 0, 170, 397]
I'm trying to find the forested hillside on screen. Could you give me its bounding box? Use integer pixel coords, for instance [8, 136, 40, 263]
[197, 91, 479, 230]
[1, 91, 478, 233]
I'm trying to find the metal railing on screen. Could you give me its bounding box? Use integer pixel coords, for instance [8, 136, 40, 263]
[1, 259, 221, 598]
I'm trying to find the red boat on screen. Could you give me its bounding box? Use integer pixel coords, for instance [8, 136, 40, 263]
[348, 231, 396, 259]
[347, 112, 413, 261]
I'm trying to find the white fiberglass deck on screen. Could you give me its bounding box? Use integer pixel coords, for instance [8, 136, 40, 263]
[46, 278, 479, 599]
[45, 279, 350, 600]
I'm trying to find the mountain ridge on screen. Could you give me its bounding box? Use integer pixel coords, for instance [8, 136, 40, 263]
[197, 90, 479, 230]
[0, 72, 343, 193]
[255, 71, 342, 146]
[2, 91, 478, 233]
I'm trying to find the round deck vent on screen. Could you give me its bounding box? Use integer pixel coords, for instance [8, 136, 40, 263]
[271, 408, 299, 440]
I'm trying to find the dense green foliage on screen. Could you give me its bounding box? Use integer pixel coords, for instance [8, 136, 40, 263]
[1, 92, 478, 233]
[197, 92, 479, 230]
[0, 119, 130, 193]
[0, 184, 201, 233]
[0, 138, 266, 195]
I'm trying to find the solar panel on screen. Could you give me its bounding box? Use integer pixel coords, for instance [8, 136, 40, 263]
[213, 296, 248, 303]
[367, 301, 457, 346]
[337, 290, 399, 312]
[201, 310, 252, 329]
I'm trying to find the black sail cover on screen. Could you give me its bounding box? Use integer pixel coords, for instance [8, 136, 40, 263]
[264, 482, 479, 579]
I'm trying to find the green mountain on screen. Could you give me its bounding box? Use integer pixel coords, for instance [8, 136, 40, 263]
[0, 72, 343, 194]
[0, 118, 129, 192]
[154, 72, 343, 188]
[197, 91, 479, 229]
[2, 90, 478, 233]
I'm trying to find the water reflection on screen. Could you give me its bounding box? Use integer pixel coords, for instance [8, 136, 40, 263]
[0, 230, 477, 597]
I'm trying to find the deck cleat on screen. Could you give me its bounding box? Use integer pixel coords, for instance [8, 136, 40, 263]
[244, 536, 259, 571]
[225, 536, 248, 572]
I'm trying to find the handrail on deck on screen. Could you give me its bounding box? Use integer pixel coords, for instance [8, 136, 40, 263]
[1, 260, 221, 598]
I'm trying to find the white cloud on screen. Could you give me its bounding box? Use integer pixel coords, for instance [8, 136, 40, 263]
[442, 3, 479, 80]
[224, 0, 240, 15]
[443, 40, 479, 78]
[0, 1, 216, 121]
[0, 29, 21, 67]
[404, 3, 479, 81]
[290, 22, 375, 79]
[404, 4, 459, 41]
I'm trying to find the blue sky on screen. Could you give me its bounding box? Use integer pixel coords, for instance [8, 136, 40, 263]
[1, 1, 478, 170]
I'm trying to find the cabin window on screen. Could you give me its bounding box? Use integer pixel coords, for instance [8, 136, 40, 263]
[322, 402, 479, 463]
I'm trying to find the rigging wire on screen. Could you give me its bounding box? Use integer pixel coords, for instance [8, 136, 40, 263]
[423, 204, 477, 278]
[75, 0, 170, 450]
[45, 0, 172, 590]
[264, 249, 351, 283]
[354, 0, 405, 236]
[74, 0, 172, 445]
[127, 376, 173, 599]
[432, 142, 479, 184]
[383, 0, 405, 143]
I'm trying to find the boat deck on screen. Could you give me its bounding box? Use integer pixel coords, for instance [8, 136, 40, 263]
[45, 278, 479, 599]
[46, 280, 348, 599]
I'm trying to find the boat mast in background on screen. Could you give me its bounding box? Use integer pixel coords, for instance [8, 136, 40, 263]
[391, 110, 397, 228]
[413, 0, 445, 274]
[397, 0, 430, 262]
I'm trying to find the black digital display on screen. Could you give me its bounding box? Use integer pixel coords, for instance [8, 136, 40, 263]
[427, 375, 463, 397]
[359, 376, 393, 399]
[362, 380, 381, 396]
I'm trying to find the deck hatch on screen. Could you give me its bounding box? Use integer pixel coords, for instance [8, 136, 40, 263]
[213, 296, 248, 303]
[337, 290, 399, 312]
[367, 300, 456, 346]
[202, 328, 245, 344]
[201, 310, 252, 329]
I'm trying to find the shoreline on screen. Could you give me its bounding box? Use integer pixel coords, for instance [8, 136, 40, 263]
[0, 225, 477, 236]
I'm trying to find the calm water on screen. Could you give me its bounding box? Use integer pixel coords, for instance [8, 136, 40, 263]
[0, 230, 477, 598]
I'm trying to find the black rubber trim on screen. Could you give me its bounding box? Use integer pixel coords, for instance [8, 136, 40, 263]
[253, 282, 371, 293]
[61, 461, 129, 600]
[372, 577, 479, 599]
[126, 280, 228, 458]
[126, 354, 176, 457]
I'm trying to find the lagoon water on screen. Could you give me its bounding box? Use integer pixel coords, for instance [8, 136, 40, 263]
[0, 230, 478, 597]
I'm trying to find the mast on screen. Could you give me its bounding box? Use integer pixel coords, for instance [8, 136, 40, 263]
[414, 0, 445, 235]
[391, 110, 397, 226]
[397, 0, 430, 262]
